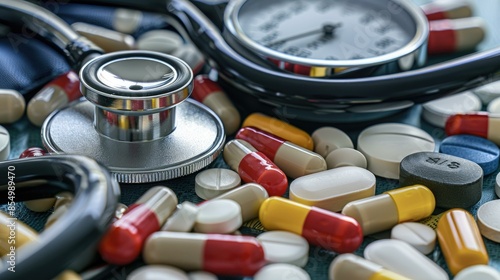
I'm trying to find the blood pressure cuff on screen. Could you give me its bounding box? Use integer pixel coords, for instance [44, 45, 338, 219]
[0, 3, 168, 98]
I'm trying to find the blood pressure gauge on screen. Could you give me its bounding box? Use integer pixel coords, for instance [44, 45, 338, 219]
[224, 0, 429, 73]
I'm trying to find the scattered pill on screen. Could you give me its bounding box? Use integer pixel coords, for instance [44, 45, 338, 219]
[195, 168, 241, 200]
[421, 0, 473, 21]
[0, 126, 10, 161]
[211, 183, 268, 222]
[0, 211, 38, 256]
[27, 71, 81, 127]
[329, 253, 411, 280]
[342, 185, 435, 236]
[311, 127, 354, 158]
[192, 75, 241, 135]
[99, 186, 178, 265]
[243, 113, 314, 150]
[477, 200, 500, 243]
[45, 192, 74, 228]
[289, 166, 376, 213]
[127, 265, 189, 280]
[472, 80, 500, 105]
[364, 239, 449, 280]
[162, 201, 199, 232]
[399, 151, 483, 209]
[428, 17, 486, 56]
[54, 270, 82, 280]
[143, 231, 266, 276]
[454, 265, 500, 280]
[236, 126, 326, 178]
[72, 22, 135, 53]
[488, 97, 500, 114]
[390, 222, 436, 255]
[357, 123, 435, 179]
[187, 271, 218, 280]
[496, 172, 500, 198]
[194, 199, 242, 234]
[325, 148, 367, 169]
[422, 91, 481, 128]
[172, 44, 205, 75]
[112, 8, 143, 34]
[440, 135, 499, 175]
[446, 112, 500, 146]
[19, 147, 48, 158]
[437, 209, 489, 275]
[259, 197, 363, 253]
[223, 139, 288, 197]
[0, 89, 25, 124]
[136, 29, 184, 54]
[115, 203, 128, 220]
[253, 263, 310, 280]
[256, 231, 309, 267]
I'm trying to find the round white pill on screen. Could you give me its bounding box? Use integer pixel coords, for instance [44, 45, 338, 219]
[257, 231, 309, 267]
[488, 97, 500, 114]
[357, 123, 435, 179]
[477, 200, 500, 243]
[195, 168, 241, 200]
[311, 127, 353, 158]
[127, 265, 188, 280]
[0, 126, 10, 160]
[422, 91, 481, 128]
[113, 8, 143, 34]
[162, 201, 199, 232]
[187, 271, 218, 280]
[390, 222, 436, 255]
[496, 173, 500, 198]
[194, 199, 242, 234]
[254, 264, 311, 280]
[473, 80, 500, 105]
[454, 265, 500, 280]
[325, 147, 367, 169]
[136, 30, 184, 54]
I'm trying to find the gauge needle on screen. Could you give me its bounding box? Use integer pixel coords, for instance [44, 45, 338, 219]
[265, 23, 342, 47]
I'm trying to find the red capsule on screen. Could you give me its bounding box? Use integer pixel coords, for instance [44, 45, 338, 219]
[445, 112, 500, 145]
[428, 18, 486, 55]
[19, 147, 47, 158]
[99, 186, 178, 265]
[421, 1, 473, 21]
[223, 139, 288, 197]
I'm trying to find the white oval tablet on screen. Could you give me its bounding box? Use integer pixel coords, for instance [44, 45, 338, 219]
[254, 264, 311, 280]
[136, 30, 184, 54]
[477, 200, 500, 243]
[422, 91, 481, 128]
[325, 148, 367, 169]
[289, 166, 376, 212]
[257, 231, 309, 267]
[194, 199, 242, 234]
[127, 265, 189, 280]
[357, 123, 435, 179]
[488, 97, 500, 114]
[0, 126, 10, 160]
[390, 222, 436, 255]
[195, 168, 241, 200]
[364, 239, 449, 280]
[187, 271, 218, 280]
[311, 127, 353, 158]
[473, 80, 500, 105]
[162, 201, 199, 232]
[454, 265, 500, 280]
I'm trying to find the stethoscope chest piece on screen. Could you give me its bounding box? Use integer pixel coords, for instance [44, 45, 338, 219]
[41, 51, 225, 183]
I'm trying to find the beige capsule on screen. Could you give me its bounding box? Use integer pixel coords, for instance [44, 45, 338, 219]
[71, 22, 135, 53]
[0, 89, 25, 124]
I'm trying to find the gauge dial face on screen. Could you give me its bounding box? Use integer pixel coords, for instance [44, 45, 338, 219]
[225, 0, 428, 67]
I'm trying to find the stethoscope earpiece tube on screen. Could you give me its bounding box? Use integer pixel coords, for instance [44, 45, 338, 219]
[0, 155, 120, 280]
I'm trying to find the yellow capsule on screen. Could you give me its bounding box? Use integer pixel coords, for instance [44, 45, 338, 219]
[242, 113, 314, 150]
[342, 185, 435, 235]
[0, 211, 38, 256]
[437, 209, 489, 275]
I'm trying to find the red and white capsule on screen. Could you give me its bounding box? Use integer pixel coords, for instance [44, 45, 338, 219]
[421, 0, 473, 21]
[143, 231, 266, 276]
[236, 126, 326, 178]
[19, 147, 47, 158]
[223, 139, 288, 197]
[428, 17, 486, 55]
[27, 71, 81, 126]
[99, 186, 178, 265]
[192, 75, 241, 135]
[445, 112, 500, 146]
